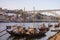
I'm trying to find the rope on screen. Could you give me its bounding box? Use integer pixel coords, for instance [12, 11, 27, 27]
[0, 33, 7, 37]
[0, 29, 6, 33]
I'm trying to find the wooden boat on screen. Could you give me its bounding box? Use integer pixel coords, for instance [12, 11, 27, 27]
[51, 23, 60, 32]
[54, 22, 60, 28]
[38, 23, 49, 33]
[6, 26, 26, 36]
[38, 27, 49, 33]
[55, 24, 59, 28]
[51, 27, 60, 32]
[6, 25, 47, 37]
[48, 24, 53, 27]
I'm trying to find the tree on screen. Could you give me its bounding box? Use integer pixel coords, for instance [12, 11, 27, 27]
[18, 9, 24, 16]
[17, 9, 24, 18]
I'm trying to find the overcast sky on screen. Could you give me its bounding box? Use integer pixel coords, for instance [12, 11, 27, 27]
[0, 0, 60, 11]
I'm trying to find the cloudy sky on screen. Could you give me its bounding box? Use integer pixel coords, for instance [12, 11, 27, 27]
[0, 0, 60, 11]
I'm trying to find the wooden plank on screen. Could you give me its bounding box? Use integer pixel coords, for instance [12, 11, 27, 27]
[48, 32, 60, 40]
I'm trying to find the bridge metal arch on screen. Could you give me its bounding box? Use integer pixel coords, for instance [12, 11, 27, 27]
[27, 9, 60, 17]
[38, 11, 58, 16]
[34, 10, 60, 16]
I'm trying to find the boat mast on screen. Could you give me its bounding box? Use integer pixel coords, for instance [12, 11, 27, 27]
[32, 7, 35, 28]
[23, 7, 25, 27]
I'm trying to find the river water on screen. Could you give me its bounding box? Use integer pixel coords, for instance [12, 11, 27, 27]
[0, 22, 57, 40]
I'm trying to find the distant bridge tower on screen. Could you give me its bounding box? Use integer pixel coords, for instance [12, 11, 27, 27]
[24, 7, 25, 12]
[33, 7, 35, 13]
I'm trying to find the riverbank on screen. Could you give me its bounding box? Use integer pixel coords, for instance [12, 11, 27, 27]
[0, 21, 58, 23]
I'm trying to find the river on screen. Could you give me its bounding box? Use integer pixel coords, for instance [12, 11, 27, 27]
[0, 22, 57, 40]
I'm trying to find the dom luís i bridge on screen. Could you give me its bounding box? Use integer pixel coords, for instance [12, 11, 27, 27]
[27, 9, 60, 22]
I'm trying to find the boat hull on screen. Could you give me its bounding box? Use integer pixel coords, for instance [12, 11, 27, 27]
[6, 30, 46, 38]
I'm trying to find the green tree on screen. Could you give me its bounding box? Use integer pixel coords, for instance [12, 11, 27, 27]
[18, 9, 24, 16]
